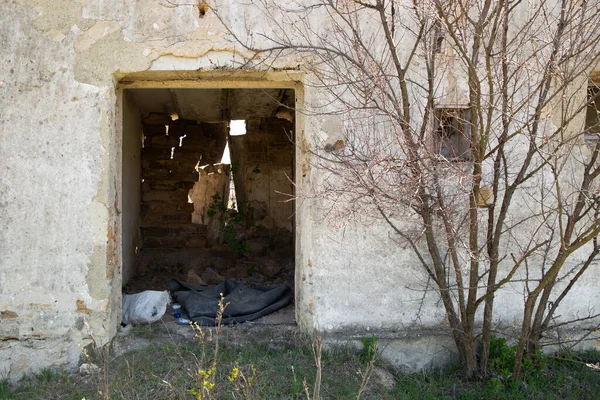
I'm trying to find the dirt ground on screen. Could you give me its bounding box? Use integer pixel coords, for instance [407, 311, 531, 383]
[121, 243, 297, 335]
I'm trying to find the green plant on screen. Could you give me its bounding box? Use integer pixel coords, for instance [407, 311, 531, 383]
[208, 192, 251, 254]
[290, 365, 304, 398]
[357, 335, 378, 399]
[189, 293, 229, 399]
[6, 333, 600, 399]
[0, 380, 12, 399]
[207, 192, 226, 217]
[488, 336, 544, 386]
[488, 336, 516, 380]
[222, 208, 250, 254]
[359, 335, 378, 366]
[81, 320, 111, 400]
[227, 364, 256, 399]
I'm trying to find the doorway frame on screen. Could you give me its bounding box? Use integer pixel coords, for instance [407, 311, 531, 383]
[115, 71, 306, 334]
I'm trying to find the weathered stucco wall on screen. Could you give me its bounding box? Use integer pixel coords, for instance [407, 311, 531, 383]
[0, 0, 308, 380]
[1, 0, 120, 380]
[1, 0, 599, 380]
[230, 118, 294, 231]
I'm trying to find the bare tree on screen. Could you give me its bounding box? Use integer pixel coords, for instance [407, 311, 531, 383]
[207, 0, 600, 379]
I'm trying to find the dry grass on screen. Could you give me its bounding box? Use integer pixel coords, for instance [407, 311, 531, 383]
[2, 324, 600, 400]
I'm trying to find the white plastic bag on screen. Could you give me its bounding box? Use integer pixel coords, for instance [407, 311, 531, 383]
[121, 290, 171, 325]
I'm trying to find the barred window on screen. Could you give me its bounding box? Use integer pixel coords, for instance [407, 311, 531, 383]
[585, 85, 600, 143]
[434, 108, 472, 161]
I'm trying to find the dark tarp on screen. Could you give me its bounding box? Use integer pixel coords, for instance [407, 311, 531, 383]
[169, 279, 293, 325]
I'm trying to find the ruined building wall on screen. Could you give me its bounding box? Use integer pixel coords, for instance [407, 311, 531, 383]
[1, 1, 121, 380]
[230, 118, 294, 231]
[140, 117, 227, 249]
[2, 0, 599, 380]
[190, 164, 230, 246]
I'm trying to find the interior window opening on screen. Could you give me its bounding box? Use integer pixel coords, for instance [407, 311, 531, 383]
[220, 140, 238, 211]
[230, 120, 247, 136]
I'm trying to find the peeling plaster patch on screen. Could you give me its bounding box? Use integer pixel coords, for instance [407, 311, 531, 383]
[1, 311, 18, 320]
[446, 71, 458, 103]
[16, 0, 94, 36]
[87, 245, 108, 300]
[88, 200, 109, 245]
[86, 200, 110, 300]
[74, 20, 121, 52]
[149, 52, 239, 71]
[321, 115, 343, 142]
[47, 29, 66, 42]
[82, 0, 127, 22]
[74, 30, 150, 86]
[122, 0, 199, 42]
[75, 300, 92, 315]
[1, 335, 81, 381]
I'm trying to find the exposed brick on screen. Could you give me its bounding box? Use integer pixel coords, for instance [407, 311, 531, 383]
[142, 158, 200, 171]
[186, 237, 208, 248]
[140, 226, 171, 237]
[145, 135, 181, 148]
[141, 210, 192, 224]
[172, 148, 205, 160]
[142, 113, 172, 125]
[142, 190, 189, 202]
[142, 147, 173, 159]
[143, 124, 168, 136]
[142, 169, 199, 182]
[141, 224, 208, 238]
[142, 237, 188, 248]
[142, 201, 194, 214]
[142, 181, 195, 192]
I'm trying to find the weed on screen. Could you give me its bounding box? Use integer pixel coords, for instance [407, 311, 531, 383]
[290, 365, 304, 397]
[488, 336, 544, 384]
[309, 332, 323, 400]
[37, 367, 62, 384]
[357, 335, 378, 399]
[188, 292, 255, 400]
[228, 363, 256, 399]
[6, 328, 600, 399]
[0, 380, 12, 398]
[80, 320, 111, 400]
[207, 192, 251, 254]
[359, 335, 378, 366]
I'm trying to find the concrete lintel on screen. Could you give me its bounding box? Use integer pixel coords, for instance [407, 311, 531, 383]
[116, 71, 305, 87]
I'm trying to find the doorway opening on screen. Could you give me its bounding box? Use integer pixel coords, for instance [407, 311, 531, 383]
[121, 87, 296, 323]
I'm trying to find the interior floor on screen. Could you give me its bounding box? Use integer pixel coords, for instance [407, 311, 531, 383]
[123, 243, 295, 294]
